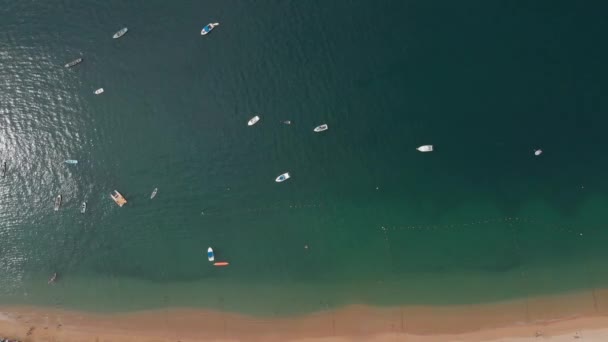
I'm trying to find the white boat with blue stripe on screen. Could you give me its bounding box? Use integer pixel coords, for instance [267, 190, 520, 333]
[201, 22, 219, 36]
[275, 172, 290, 183]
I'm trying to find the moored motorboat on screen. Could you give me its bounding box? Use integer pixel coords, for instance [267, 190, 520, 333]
[416, 145, 433, 152]
[150, 188, 158, 199]
[64, 58, 83, 68]
[313, 124, 328, 132]
[80, 201, 87, 214]
[110, 190, 127, 207]
[54, 195, 62, 211]
[207, 247, 215, 262]
[534, 149, 543, 156]
[283, 120, 292, 125]
[113, 27, 128, 39]
[275, 172, 290, 183]
[248, 115, 260, 126]
[201, 22, 219, 35]
[94, 88, 104, 95]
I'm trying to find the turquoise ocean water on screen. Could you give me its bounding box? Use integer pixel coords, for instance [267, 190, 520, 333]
[1, 0, 608, 315]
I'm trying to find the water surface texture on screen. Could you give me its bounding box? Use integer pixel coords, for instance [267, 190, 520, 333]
[1, 0, 608, 315]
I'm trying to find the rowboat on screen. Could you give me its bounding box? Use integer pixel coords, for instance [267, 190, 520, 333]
[54, 195, 62, 211]
[275, 172, 290, 183]
[64, 58, 83, 68]
[80, 201, 87, 214]
[94, 88, 104, 95]
[416, 145, 433, 152]
[313, 124, 328, 132]
[248, 115, 260, 126]
[207, 247, 215, 262]
[214, 261, 229, 267]
[113, 27, 128, 39]
[201, 22, 219, 35]
[110, 190, 127, 207]
[150, 188, 158, 199]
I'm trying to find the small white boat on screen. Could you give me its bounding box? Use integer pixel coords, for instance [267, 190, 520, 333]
[94, 88, 104, 95]
[416, 145, 434, 152]
[283, 120, 292, 125]
[275, 172, 291, 183]
[248, 115, 260, 126]
[313, 124, 328, 132]
[201, 22, 219, 35]
[64, 159, 78, 164]
[113, 27, 128, 39]
[534, 149, 543, 156]
[207, 247, 215, 262]
[48, 272, 57, 284]
[150, 187, 158, 199]
[54, 195, 62, 211]
[64, 58, 83, 68]
[80, 201, 87, 214]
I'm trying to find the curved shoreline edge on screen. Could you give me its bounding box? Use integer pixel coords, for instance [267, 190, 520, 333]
[3, 289, 608, 341]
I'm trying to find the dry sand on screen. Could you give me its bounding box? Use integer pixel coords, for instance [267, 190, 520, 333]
[3, 289, 608, 341]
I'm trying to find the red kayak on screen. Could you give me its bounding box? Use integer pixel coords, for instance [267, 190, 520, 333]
[214, 261, 229, 267]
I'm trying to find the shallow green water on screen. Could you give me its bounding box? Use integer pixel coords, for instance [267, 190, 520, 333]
[1, 0, 608, 315]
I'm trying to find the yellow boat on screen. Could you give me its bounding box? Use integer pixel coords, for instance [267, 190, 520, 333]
[110, 190, 127, 207]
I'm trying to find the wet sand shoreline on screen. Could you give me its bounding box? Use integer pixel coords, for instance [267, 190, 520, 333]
[3, 289, 608, 341]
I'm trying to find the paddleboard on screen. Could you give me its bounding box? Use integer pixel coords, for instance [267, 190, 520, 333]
[213, 261, 229, 267]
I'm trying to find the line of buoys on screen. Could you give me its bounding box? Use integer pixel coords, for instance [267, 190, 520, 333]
[378, 217, 582, 233]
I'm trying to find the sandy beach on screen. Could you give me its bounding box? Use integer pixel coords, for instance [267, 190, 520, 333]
[3, 289, 608, 341]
